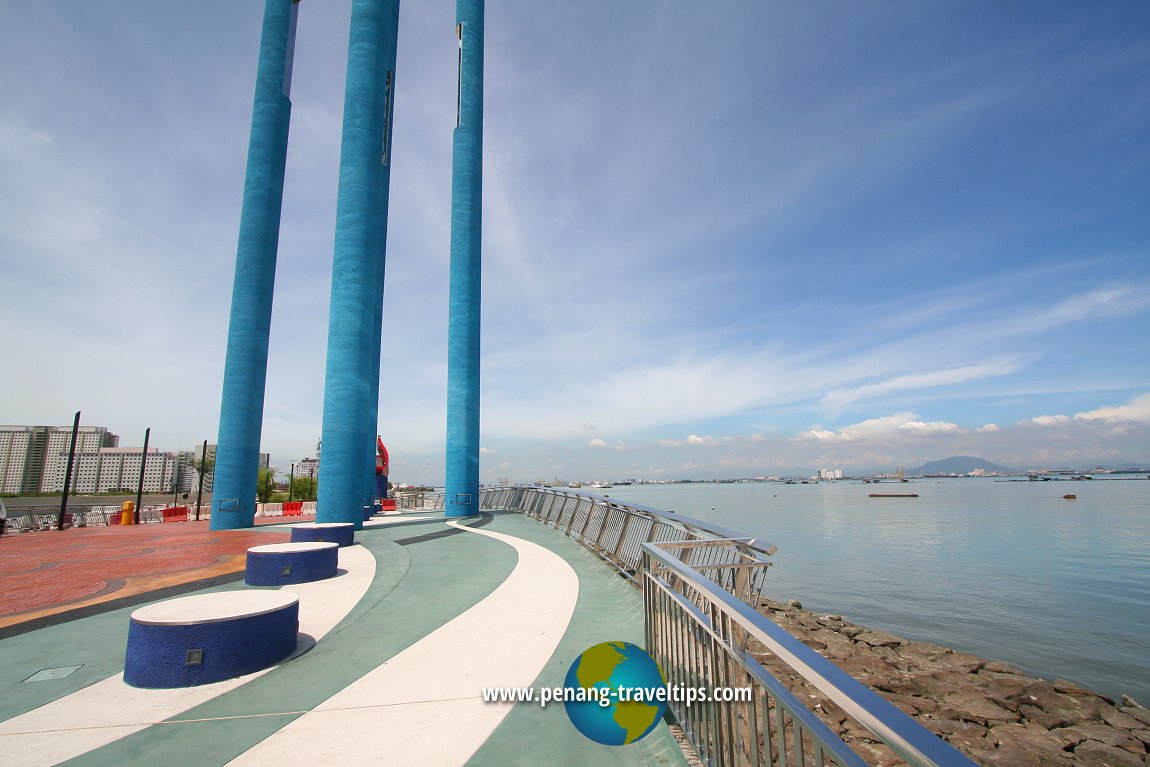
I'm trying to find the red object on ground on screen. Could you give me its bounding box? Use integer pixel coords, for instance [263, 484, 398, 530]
[160, 506, 189, 522]
[381, 499, 396, 511]
[0, 522, 290, 629]
[283, 501, 304, 516]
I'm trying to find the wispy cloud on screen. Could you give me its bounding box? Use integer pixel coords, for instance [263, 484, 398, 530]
[820, 360, 1023, 414]
[1, 3, 1147, 484]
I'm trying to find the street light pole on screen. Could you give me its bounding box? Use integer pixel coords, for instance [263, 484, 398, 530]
[173, 458, 181, 508]
[195, 439, 207, 521]
[134, 427, 151, 525]
[289, 462, 295, 502]
[57, 410, 81, 531]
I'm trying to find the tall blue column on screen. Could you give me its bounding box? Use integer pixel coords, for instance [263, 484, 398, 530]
[317, 0, 400, 528]
[212, 0, 300, 530]
[445, 0, 484, 518]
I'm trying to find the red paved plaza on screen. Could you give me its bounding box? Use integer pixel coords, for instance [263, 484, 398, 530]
[0, 521, 289, 629]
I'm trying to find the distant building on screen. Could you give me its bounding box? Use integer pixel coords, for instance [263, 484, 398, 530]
[817, 468, 843, 480]
[298, 457, 319, 480]
[177, 443, 220, 493]
[176, 445, 267, 494]
[176, 451, 197, 493]
[0, 425, 118, 494]
[43, 447, 177, 494]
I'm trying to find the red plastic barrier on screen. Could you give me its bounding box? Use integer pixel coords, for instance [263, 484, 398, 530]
[381, 499, 396, 511]
[160, 506, 189, 523]
[283, 501, 304, 516]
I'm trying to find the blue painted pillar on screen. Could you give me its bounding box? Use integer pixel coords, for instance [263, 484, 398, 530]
[212, 0, 300, 530]
[317, 0, 400, 528]
[445, 0, 484, 518]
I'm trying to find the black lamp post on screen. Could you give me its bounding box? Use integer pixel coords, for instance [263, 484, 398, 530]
[57, 411, 81, 531]
[289, 463, 295, 502]
[172, 458, 181, 508]
[195, 439, 207, 521]
[134, 427, 150, 525]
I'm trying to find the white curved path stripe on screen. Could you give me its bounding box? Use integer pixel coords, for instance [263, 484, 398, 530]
[0, 545, 376, 767]
[227, 519, 580, 767]
[361, 513, 436, 527]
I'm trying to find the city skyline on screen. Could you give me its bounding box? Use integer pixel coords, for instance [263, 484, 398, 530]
[2, 2, 1148, 486]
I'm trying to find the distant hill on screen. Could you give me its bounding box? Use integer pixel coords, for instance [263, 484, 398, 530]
[912, 456, 1013, 475]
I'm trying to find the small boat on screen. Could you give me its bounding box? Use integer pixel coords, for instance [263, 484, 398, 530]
[1063, 494, 1077, 500]
[869, 493, 919, 498]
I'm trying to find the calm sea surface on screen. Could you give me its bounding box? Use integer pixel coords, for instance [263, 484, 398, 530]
[592, 477, 1150, 704]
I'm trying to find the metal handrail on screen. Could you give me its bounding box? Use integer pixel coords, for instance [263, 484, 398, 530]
[2, 504, 189, 530]
[479, 485, 777, 606]
[485, 485, 975, 767]
[644, 543, 977, 767]
[396, 492, 442, 511]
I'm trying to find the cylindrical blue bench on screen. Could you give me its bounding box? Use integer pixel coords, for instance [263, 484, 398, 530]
[290, 522, 355, 547]
[245, 541, 339, 586]
[124, 591, 299, 688]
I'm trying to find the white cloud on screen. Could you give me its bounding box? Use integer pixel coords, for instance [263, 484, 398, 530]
[842, 414, 922, 436]
[1075, 393, 1150, 423]
[479, 447, 496, 455]
[804, 429, 859, 443]
[898, 420, 960, 433]
[802, 414, 961, 442]
[587, 438, 607, 449]
[976, 424, 1001, 433]
[660, 434, 722, 447]
[1028, 415, 1071, 426]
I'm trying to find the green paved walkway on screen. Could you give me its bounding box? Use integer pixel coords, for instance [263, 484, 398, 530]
[0, 511, 688, 767]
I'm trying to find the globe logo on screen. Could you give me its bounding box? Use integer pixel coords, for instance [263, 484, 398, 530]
[563, 641, 668, 746]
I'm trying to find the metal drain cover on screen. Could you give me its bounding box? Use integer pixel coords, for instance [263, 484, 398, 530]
[23, 665, 82, 682]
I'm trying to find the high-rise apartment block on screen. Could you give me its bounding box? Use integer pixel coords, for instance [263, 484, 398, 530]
[298, 457, 319, 479]
[177, 443, 220, 493]
[42, 447, 177, 494]
[0, 425, 118, 493]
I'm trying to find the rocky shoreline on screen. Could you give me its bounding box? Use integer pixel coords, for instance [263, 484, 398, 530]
[749, 598, 1150, 767]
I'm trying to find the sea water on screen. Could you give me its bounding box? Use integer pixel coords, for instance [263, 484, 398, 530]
[596, 477, 1150, 704]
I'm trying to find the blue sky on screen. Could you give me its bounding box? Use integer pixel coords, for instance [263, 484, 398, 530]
[1, 1, 1147, 484]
